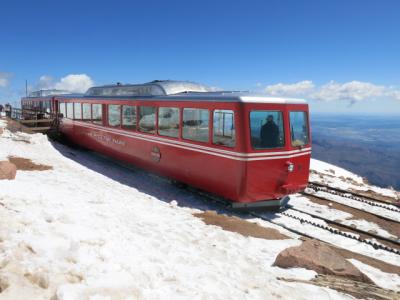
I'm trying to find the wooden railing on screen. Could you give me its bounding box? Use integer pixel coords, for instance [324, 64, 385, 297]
[10, 108, 58, 133]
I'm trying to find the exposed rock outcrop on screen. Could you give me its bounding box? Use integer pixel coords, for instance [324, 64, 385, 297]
[274, 239, 373, 284]
[0, 161, 17, 180]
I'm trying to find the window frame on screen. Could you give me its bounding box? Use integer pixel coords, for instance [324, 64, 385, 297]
[66, 102, 74, 119]
[249, 110, 286, 150]
[122, 105, 138, 131]
[182, 108, 210, 143]
[212, 109, 236, 148]
[289, 111, 310, 147]
[74, 102, 82, 120]
[158, 107, 180, 139]
[108, 104, 121, 128]
[138, 105, 156, 134]
[92, 103, 103, 125]
[82, 103, 92, 122]
[59, 102, 66, 117]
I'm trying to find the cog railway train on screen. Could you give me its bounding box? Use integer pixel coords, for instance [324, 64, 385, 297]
[21, 81, 311, 208]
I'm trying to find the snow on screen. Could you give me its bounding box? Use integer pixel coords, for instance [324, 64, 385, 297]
[310, 158, 398, 198]
[0, 122, 354, 299]
[349, 259, 400, 292]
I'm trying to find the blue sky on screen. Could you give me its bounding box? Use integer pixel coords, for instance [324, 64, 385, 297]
[1, 0, 399, 114]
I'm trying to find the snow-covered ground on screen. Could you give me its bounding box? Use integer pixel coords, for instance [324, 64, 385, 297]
[310, 159, 399, 199]
[0, 121, 353, 299]
[0, 120, 399, 299]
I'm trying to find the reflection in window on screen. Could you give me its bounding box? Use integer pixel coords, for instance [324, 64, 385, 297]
[92, 104, 103, 125]
[139, 106, 156, 133]
[74, 103, 82, 120]
[183, 108, 209, 142]
[213, 110, 235, 147]
[66, 103, 74, 119]
[59, 103, 65, 117]
[108, 105, 121, 127]
[122, 105, 137, 130]
[82, 103, 91, 121]
[290, 111, 309, 147]
[158, 107, 179, 138]
[250, 111, 284, 149]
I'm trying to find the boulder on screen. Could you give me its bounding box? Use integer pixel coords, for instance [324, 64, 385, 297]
[0, 161, 17, 180]
[273, 239, 373, 284]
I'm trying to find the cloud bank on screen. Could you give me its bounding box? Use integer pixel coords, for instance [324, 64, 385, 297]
[36, 74, 94, 93]
[263, 80, 400, 104]
[0, 72, 11, 88]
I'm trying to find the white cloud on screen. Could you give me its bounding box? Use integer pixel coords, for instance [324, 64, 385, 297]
[263, 80, 400, 104]
[35, 74, 94, 93]
[265, 80, 315, 96]
[312, 81, 385, 103]
[0, 72, 11, 88]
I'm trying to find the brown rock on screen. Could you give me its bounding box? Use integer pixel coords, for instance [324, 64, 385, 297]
[0, 161, 17, 180]
[0, 128, 3, 135]
[273, 239, 373, 284]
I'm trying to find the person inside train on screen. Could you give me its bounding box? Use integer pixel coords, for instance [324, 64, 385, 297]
[260, 115, 279, 148]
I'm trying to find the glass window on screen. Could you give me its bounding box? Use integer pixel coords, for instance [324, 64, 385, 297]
[122, 105, 137, 130]
[74, 103, 82, 120]
[250, 111, 285, 149]
[290, 111, 309, 147]
[158, 107, 179, 138]
[82, 103, 91, 121]
[183, 108, 209, 142]
[66, 103, 74, 119]
[213, 110, 235, 147]
[92, 104, 103, 125]
[59, 102, 65, 117]
[139, 106, 156, 133]
[108, 104, 121, 127]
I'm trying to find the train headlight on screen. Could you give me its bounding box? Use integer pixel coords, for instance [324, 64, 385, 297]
[287, 162, 294, 173]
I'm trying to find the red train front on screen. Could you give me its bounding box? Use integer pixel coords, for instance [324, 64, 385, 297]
[22, 81, 311, 208]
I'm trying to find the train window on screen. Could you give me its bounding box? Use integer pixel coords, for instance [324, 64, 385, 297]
[82, 103, 91, 122]
[139, 106, 156, 134]
[213, 110, 235, 147]
[66, 103, 74, 119]
[122, 105, 137, 130]
[59, 102, 65, 117]
[250, 111, 285, 149]
[74, 103, 82, 120]
[92, 104, 103, 125]
[183, 108, 209, 143]
[158, 107, 179, 138]
[108, 105, 121, 127]
[289, 111, 309, 147]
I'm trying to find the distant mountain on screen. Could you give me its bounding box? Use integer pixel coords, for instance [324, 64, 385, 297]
[310, 114, 400, 189]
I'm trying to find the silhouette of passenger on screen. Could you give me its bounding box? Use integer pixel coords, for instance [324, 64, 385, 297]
[260, 115, 279, 148]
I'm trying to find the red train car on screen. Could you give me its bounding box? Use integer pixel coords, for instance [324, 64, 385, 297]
[24, 81, 311, 208]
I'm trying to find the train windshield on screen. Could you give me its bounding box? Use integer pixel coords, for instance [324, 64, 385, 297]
[250, 111, 285, 149]
[289, 111, 309, 147]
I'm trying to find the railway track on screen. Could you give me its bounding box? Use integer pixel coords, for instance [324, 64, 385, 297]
[286, 206, 400, 249]
[190, 187, 400, 256]
[305, 183, 400, 224]
[308, 182, 400, 210]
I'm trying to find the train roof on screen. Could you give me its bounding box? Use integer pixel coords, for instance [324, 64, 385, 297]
[24, 81, 307, 104]
[81, 80, 307, 104]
